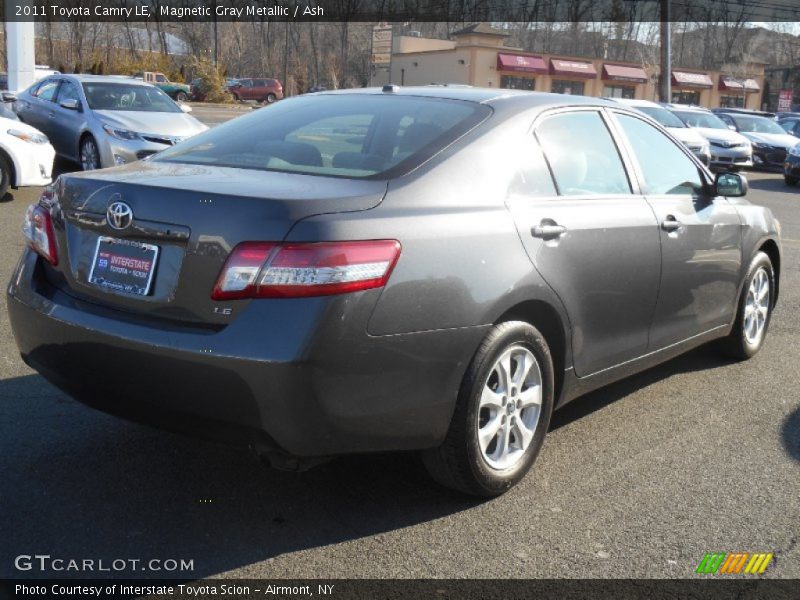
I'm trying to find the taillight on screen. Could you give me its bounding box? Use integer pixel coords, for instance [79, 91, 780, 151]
[212, 240, 401, 300]
[22, 204, 57, 265]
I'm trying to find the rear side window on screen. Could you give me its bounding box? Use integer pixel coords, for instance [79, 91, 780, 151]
[56, 81, 80, 105]
[615, 113, 703, 196]
[536, 111, 631, 195]
[155, 94, 489, 178]
[33, 79, 59, 102]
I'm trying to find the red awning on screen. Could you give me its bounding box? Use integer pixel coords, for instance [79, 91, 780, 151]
[671, 71, 713, 88]
[496, 53, 548, 74]
[549, 59, 597, 79]
[719, 77, 761, 92]
[602, 64, 648, 83]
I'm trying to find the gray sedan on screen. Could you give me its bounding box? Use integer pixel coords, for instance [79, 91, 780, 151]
[8, 87, 781, 496]
[14, 74, 207, 170]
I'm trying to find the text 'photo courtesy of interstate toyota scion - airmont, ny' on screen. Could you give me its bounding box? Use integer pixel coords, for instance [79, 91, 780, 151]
[7, 86, 782, 496]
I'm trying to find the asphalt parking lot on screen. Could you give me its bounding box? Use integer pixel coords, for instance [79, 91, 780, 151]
[0, 105, 798, 579]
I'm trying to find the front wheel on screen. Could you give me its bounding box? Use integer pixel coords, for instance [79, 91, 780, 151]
[79, 136, 101, 171]
[175, 91, 188, 102]
[422, 321, 555, 496]
[785, 175, 798, 186]
[718, 251, 775, 360]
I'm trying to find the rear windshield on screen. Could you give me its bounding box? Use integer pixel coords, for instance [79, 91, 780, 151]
[637, 106, 685, 128]
[153, 94, 489, 178]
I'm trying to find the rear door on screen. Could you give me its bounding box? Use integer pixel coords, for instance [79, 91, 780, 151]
[610, 110, 742, 349]
[506, 108, 661, 377]
[18, 78, 60, 134]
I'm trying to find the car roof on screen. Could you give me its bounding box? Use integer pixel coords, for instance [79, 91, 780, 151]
[55, 74, 154, 86]
[319, 86, 620, 109]
[607, 97, 660, 108]
[664, 104, 711, 113]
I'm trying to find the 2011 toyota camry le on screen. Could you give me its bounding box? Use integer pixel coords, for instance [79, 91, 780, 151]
[8, 87, 781, 496]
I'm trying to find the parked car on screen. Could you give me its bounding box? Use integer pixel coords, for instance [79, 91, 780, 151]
[610, 98, 710, 164]
[15, 74, 207, 170]
[228, 78, 283, 103]
[0, 111, 55, 197]
[712, 107, 776, 119]
[667, 105, 753, 170]
[0, 91, 20, 121]
[784, 145, 800, 186]
[775, 111, 800, 121]
[133, 71, 191, 102]
[715, 111, 800, 170]
[8, 88, 781, 496]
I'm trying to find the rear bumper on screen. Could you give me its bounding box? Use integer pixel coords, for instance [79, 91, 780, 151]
[8, 250, 486, 457]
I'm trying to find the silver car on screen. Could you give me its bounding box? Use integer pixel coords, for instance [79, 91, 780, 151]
[667, 105, 753, 170]
[15, 74, 207, 170]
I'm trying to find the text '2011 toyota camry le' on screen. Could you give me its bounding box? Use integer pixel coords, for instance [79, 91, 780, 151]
[8, 87, 781, 496]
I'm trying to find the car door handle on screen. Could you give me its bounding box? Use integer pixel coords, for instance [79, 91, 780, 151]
[661, 216, 682, 232]
[532, 223, 567, 239]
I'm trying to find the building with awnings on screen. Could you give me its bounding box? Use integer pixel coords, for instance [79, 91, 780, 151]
[388, 24, 765, 110]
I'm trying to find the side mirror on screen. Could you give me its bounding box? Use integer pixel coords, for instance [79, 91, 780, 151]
[179, 103, 192, 113]
[60, 99, 80, 111]
[728, 125, 737, 131]
[2, 92, 17, 103]
[715, 171, 747, 197]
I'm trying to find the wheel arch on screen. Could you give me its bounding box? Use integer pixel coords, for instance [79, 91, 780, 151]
[0, 144, 19, 187]
[758, 238, 780, 307]
[494, 299, 568, 404]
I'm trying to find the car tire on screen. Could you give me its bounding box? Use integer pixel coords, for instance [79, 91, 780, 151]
[422, 321, 555, 496]
[79, 135, 101, 171]
[717, 251, 775, 360]
[232, 93, 241, 102]
[0, 153, 11, 198]
[785, 175, 798, 186]
[175, 91, 188, 102]
[265, 93, 277, 104]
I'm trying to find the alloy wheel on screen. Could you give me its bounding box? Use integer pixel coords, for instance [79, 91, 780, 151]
[80, 139, 100, 171]
[477, 345, 543, 470]
[744, 267, 770, 345]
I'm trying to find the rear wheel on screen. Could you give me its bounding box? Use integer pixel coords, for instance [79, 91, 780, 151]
[718, 251, 774, 360]
[785, 175, 798, 186]
[80, 135, 101, 171]
[422, 321, 554, 496]
[0, 153, 11, 198]
[265, 93, 277, 104]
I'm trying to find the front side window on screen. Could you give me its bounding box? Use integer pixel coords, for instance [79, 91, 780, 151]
[154, 94, 489, 178]
[82, 83, 180, 113]
[156, 74, 167, 83]
[56, 81, 80, 105]
[536, 111, 631, 196]
[616, 113, 703, 196]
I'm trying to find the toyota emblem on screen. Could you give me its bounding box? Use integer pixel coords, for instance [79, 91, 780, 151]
[107, 201, 133, 230]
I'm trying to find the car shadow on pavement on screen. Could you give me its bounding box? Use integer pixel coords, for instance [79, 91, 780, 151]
[745, 173, 796, 195]
[550, 346, 731, 431]
[781, 406, 800, 462]
[0, 374, 481, 579]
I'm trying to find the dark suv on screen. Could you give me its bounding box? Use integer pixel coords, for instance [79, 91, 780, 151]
[228, 78, 283, 103]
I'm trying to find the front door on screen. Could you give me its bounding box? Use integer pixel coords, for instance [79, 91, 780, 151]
[610, 111, 742, 349]
[506, 109, 662, 377]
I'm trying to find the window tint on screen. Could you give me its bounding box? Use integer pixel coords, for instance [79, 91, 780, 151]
[82, 83, 180, 113]
[240, 79, 253, 88]
[536, 111, 631, 195]
[254, 79, 267, 87]
[508, 137, 557, 197]
[56, 81, 80, 104]
[34, 79, 59, 102]
[155, 94, 488, 178]
[616, 113, 703, 196]
[156, 74, 167, 83]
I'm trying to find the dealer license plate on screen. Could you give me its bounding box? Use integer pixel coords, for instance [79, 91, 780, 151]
[88, 236, 159, 296]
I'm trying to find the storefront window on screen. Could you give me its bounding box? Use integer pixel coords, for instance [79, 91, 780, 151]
[551, 80, 585, 95]
[719, 95, 746, 108]
[671, 90, 701, 105]
[500, 75, 535, 91]
[603, 85, 636, 99]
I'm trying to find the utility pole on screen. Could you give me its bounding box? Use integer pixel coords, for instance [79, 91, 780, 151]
[659, 0, 671, 103]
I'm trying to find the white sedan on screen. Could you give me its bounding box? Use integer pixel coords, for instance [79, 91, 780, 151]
[0, 115, 55, 197]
